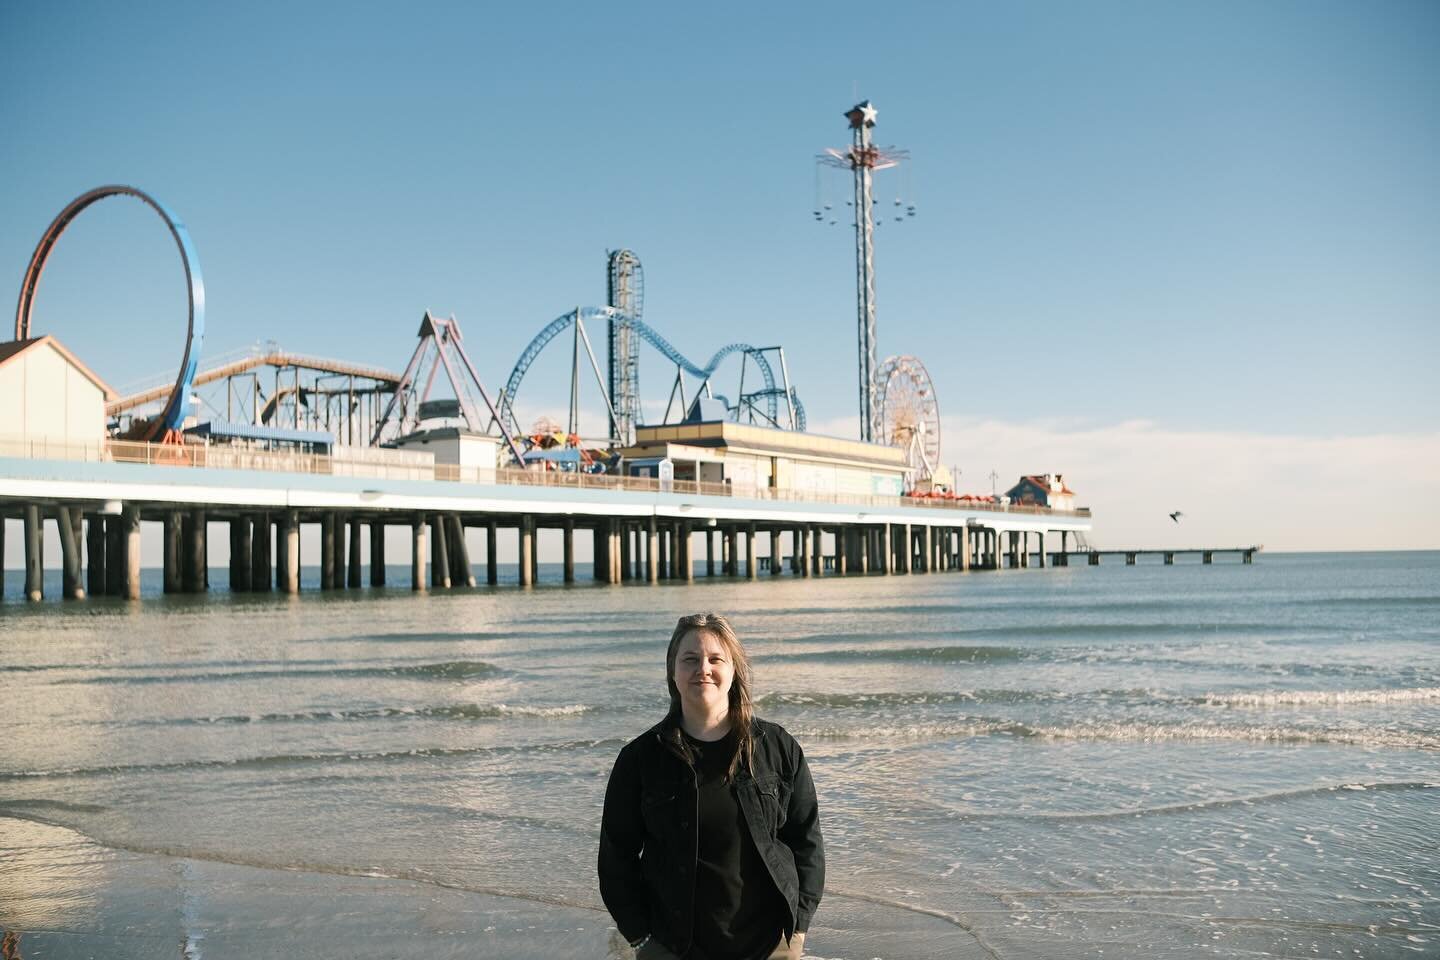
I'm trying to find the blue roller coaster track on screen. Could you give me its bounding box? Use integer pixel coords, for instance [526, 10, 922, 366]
[498, 305, 805, 439]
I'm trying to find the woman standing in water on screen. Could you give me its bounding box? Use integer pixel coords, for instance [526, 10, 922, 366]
[599, 613, 824, 960]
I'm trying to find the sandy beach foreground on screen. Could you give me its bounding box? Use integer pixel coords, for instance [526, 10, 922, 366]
[0, 816, 987, 960]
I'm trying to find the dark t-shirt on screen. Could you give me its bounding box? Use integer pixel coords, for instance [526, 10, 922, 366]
[684, 729, 786, 960]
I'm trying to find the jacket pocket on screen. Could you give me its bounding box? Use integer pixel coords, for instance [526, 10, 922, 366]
[752, 775, 789, 833]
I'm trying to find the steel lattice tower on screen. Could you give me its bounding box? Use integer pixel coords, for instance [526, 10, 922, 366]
[820, 102, 908, 443]
[606, 249, 643, 445]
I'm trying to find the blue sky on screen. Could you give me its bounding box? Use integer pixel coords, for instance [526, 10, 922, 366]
[2, 1, 1437, 549]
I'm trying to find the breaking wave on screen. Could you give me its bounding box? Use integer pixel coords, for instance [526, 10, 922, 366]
[51, 660, 503, 685]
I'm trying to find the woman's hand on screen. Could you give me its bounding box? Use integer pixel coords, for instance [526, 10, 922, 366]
[769, 931, 805, 960]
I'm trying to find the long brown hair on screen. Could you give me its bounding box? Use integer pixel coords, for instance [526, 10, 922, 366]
[664, 612, 755, 782]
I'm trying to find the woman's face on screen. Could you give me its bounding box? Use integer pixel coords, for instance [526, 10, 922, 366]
[672, 628, 734, 719]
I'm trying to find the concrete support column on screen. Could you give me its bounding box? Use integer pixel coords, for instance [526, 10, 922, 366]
[161, 513, 179, 594]
[335, 509, 349, 587]
[768, 528, 780, 576]
[1021, 532, 1030, 568]
[186, 509, 207, 593]
[721, 528, 734, 577]
[593, 525, 606, 582]
[411, 514, 427, 591]
[335, 513, 348, 588]
[519, 516, 534, 587]
[486, 520, 499, 585]
[255, 513, 273, 591]
[647, 516, 659, 584]
[660, 525, 672, 580]
[809, 526, 821, 576]
[1164, 551, 1175, 565]
[673, 521, 685, 581]
[321, 514, 336, 590]
[745, 523, 757, 580]
[430, 515, 449, 588]
[57, 507, 82, 599]
[876, 524, 889, 574]
[620, 525, 632, 581]
[960, 525, 971, 572]
[919, 525, 931, 574]
[23, 505, 43, 602]
[121, 504, 142, 600]
[1203, 551, 1214, 565]
[611, 520, 623, 585]
[349, 519, 364, 588]
[563, 517, 575, 583]
[706, 530, 715, 576]
[280, 511, 300, 593]
[231, 517, 253, 593]
[796, 526, 809, 578]
[1038, 533, 1047, 568]
[837, 528, 848, 576]
[371, 521, 385, 587]
[450, 515, 475, 587]
[86, 515, 106, 596]
[858, 527, 870, 574]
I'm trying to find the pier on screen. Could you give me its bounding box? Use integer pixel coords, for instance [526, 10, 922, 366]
[1063, 547, 1261, 566]
[0, 437, 1095, 601]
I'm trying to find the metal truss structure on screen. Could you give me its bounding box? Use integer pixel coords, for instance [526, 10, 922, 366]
[606, 249, 643, 446]
[371, 312, 524, 463]
[109, 343, 401, 446]
[15, 185, 205, 441]
[495, 306, 806, 450]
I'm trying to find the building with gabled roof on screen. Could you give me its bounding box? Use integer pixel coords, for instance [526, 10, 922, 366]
[0, 336, 116, 452]
[1004, 474, 1076, 511]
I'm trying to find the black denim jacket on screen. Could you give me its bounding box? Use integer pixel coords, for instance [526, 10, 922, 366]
[598, 716, 825, 954]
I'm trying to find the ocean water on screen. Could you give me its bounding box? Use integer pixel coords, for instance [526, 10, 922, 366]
[0, 551, 1436, 959]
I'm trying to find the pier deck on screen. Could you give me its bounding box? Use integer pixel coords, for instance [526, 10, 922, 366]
[2, 438, 1101, 600]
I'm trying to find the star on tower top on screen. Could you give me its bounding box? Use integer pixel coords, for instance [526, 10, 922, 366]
[846, 100, 878, 129]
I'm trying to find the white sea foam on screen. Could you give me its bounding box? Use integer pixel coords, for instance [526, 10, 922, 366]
[1195, 687, 1440, 708]
[493, 704, 589, 718]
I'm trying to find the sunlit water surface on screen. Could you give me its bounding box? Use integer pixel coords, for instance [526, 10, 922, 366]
[1, 551, 1436, 958]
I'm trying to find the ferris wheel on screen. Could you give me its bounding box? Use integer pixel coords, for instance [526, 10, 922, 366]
[876, 354, 940, 479]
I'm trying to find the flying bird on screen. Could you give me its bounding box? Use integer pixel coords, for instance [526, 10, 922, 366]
[1169, 511, 1184, 523]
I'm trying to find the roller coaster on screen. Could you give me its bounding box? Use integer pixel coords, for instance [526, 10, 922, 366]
[15, 185, 204, 442]
[16, 191, 815, 470]
[494, 303, 806, 446]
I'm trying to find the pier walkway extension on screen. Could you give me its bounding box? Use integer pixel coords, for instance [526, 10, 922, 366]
[1, 437, 1092, 601]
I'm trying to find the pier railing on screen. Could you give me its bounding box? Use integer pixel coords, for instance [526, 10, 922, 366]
[1, 435, 1090, 519]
